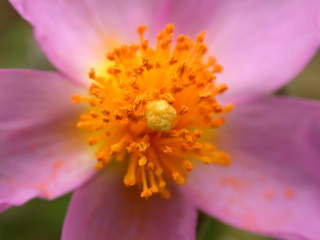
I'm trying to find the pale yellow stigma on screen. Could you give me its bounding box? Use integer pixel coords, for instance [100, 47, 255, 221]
[145, 100, 177, 131]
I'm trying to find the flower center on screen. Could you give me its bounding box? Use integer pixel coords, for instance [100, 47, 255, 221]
[72, 24, 233, 199]
[145, 100, 177, 131]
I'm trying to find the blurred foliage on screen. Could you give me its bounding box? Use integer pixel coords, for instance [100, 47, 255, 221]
[197, 213, 273, 240]
[0, 196, 70, 240]
[286, 54, 320, 100]
[0, 1, 51, 69]
[0, 1, 318, 240]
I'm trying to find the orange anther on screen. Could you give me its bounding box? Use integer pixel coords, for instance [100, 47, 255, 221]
[72, 24, 233, 200]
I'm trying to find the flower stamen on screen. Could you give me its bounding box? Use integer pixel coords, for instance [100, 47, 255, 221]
[73, 24, 233, 199]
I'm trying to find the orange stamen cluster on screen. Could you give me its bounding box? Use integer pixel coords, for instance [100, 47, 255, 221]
[73, 24, 233, 199]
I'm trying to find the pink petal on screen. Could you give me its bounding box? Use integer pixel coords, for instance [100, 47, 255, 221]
[62, 171, 197, 240]
[156, 0, 320, 102]
[11, 1, 319, 98]
[9, 0, 165, 85]
[183, 97, 320, 240]
[0, 70, 96, 209]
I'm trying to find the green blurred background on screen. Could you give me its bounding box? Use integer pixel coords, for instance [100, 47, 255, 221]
[0, 1, 319, 239]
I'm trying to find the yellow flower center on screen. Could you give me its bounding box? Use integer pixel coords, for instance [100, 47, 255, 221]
[72, 24, 234, 199]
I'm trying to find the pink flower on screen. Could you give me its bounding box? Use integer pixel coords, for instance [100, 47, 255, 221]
[2, 1, 320, 239]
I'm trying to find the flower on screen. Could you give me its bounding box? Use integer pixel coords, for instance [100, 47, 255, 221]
[1, 1, 320, 240]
